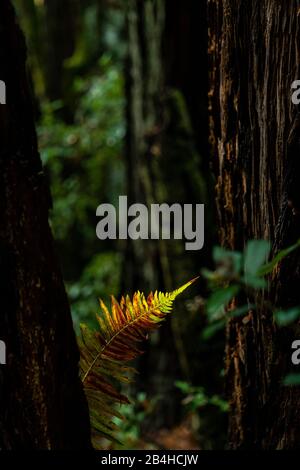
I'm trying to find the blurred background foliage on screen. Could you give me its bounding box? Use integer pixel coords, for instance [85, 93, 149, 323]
[13, 0, 227, 450]
[14, 0, 127, 329]
[37, 57, 126, 328]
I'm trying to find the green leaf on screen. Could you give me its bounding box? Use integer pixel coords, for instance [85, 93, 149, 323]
[213, 246, 243, 274]
[284, 374, 300, 386]
[201, 268, 218, 281]
[244, 240, 271, 276]
[206, 285, 240, 318]
[230, 304, 256, 318]
[274, 307, 300, 326]
[201, 320, 226, 340]
[209, 395, 229, 412]
[175, 381, 192, 394]
[241, 275, 267, 289]
[258, 239, 300, 276]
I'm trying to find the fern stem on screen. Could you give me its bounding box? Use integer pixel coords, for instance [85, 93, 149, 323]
[82, 307, 155, 384]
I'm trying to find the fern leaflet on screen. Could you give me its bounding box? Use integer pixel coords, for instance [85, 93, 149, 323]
[78, 277, 198, 447]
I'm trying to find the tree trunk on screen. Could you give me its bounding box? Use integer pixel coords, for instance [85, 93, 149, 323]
[125, 0, 215, 433]
[43, 0, 76, 99]
[0, 1, 91, 449]
[209, 0, 300, 449]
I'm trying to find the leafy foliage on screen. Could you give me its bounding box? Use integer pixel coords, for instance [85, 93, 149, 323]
[37, 56, 126, 326]
[68, 252, 122, 329]
[112, 392, 157, 449]
[78, 278, 198, 448]
[175, 381, 228, 413]
[38, 57, 125, 244]
[284, 374, 300, 386]
[202, 239, 300, 339]
[244, 240, 271, 278]
[274, 307, 300, 327]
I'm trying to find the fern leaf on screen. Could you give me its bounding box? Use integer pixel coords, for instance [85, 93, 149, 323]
[79, 277, 198, 448]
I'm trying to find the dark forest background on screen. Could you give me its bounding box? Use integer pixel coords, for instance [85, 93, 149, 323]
[1, 0, 300, 451]
[10, 0, 225, 450]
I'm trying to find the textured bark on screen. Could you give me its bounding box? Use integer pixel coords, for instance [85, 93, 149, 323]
[0, 1, 91, 449]
[209, 0, 300, 449]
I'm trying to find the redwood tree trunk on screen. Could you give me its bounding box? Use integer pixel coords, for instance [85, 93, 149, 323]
[209, 0, 300, 449]
[0, 1, 91, 449]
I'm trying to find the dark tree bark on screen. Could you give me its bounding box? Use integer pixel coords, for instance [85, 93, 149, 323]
[13, 0, 42, 70]
[209, 0, 300, 449]
[43, 0, 77, 103]
[0, 1, 91, 449]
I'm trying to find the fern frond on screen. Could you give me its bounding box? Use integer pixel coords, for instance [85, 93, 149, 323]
[78, 277, 198, 447]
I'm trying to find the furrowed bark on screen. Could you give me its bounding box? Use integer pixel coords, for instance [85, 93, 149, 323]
[209, 0, 300, 449]
[0, 0, 91, 449]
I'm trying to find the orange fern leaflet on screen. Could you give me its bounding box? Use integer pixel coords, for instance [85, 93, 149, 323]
[78, 277, 198, 447]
